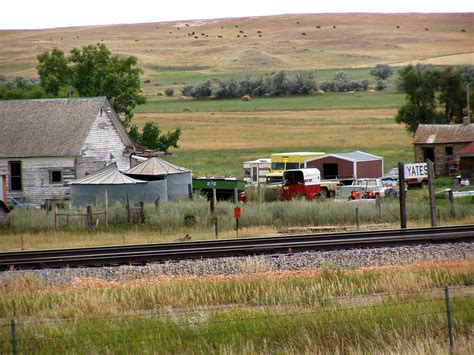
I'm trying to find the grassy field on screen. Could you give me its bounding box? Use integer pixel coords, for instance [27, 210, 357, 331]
[0, 262, 472, 353]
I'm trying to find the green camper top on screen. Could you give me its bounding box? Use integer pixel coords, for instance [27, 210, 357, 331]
[192, 177, 246, 191]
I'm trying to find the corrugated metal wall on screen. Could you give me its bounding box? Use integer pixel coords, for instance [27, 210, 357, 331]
[167, 172, 192, 200]
[70, 180, 167, 207]
[356, 160, 383, 178]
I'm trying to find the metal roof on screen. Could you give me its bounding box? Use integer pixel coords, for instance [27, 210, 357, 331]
[305, 151, 383, 163]
[70, 163, 147, 185]
[413, 124, 474, 144]
[459, 142, 474, 157]
[126, 157, 190, 176]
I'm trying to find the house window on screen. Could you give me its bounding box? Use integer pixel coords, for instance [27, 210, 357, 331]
[9, 161, 22, 191]
[50, 170, 62, 183]
[445, 146, 454, 161]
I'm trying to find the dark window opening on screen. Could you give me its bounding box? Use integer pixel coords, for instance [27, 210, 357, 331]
[252, 167, 258, 182]
[323, 163, 339, 179]
[271, 162, 285, 170]
[9, 161, 22, 191]
[422, 147, 435, 163]
[286, 162, 299, 170]
[50, 170, 62, 183]
[445, 146, 454, 161]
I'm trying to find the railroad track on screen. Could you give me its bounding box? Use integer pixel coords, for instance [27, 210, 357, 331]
[0, 225, 472, 270]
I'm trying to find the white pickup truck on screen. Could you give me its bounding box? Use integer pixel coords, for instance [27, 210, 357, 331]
[336, 178, 387, 200]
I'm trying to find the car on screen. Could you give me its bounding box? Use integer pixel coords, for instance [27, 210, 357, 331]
[7, 197, 41, 209]
[381, 176, 398, 187]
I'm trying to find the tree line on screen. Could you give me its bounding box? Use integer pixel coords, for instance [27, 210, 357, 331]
[179, 66, 393, 100]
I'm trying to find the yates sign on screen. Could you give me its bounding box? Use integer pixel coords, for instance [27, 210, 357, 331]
[404, 163, 428, 179]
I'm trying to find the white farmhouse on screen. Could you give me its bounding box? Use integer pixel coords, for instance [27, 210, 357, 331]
[0, 97, 135, 204]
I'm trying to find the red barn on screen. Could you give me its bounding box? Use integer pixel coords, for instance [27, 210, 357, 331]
[304, 151, 383, 181]
[459, 142, 474, 183]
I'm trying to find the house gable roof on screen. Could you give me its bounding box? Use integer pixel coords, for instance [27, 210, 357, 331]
[413, 124, 474, 144]
[0, 97, 133, 158]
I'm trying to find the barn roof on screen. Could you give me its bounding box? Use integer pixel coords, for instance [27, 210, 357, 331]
[0, 97, 133, 158]
[413, 124, 474, 144]
[305, 151, 383, 163]
[70, 163, 146, 185]
[126, 157, 190, 176]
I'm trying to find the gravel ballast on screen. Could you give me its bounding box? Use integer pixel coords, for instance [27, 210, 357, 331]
[1, 242, 473, 286]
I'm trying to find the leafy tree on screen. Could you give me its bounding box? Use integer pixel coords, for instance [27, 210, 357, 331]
[375, 79, 387, 91]
[438, 66, 466, 123]
[0, 77, 47, 100]
[130, 122, 181, 152]
[395, 65, 444, 134]
[370, 64, 394, 80]
[36, 48, 72, 96]
[36, 44, 145, 127]
[270, 71, 289, 96]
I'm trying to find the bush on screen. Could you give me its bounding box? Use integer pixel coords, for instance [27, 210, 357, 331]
[181, 85, 194, 96]
[288, 72, 316, 95]
[370, 64, 394, 80]
[375, 79, 387, 91]
[190, 80, 212, 99]
[214, 78, 239, 99]
[269, 71, 290, 96]
[164, 87, 174, 96]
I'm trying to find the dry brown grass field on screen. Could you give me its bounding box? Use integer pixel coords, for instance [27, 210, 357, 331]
[1, 13, 473, 78]
[135, 108, 410, 151]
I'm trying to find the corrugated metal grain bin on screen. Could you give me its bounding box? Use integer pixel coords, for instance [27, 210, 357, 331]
[70, 163, 167, 206]
[125, 157, 192, 200]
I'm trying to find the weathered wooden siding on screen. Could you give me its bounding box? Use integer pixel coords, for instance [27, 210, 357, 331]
[0, 157, 75, 204]
[460, 157, 474, 182]
[79, 111, 130, 177]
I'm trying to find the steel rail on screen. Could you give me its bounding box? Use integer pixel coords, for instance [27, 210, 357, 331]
[0, 225, 472, 270]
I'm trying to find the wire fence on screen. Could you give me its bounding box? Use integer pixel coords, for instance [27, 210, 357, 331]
[1, 285, 473, 354]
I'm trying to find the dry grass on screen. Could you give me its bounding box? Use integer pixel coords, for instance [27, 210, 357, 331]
[1, 14, 473, 78]
[135, 108, 410, 151]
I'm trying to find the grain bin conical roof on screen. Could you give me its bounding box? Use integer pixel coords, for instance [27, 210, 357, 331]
[70, 163, 146, 185]
[126, 157, 191, 176]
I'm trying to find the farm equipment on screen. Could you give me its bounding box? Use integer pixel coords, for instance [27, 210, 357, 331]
[337, 178, 387, 200]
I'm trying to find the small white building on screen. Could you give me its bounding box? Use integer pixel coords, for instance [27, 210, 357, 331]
[243, 158, 271, 185]
[0, 97, 135, 204]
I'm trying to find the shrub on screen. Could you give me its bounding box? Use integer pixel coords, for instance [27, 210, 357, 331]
[190, 80, 212, 99]
[214, 78, 239, 99]
[288, 72, 316, 94]
[181, 85, 194, 96]
[370, 64, 394, 80]
[164, 87, 174, 96]
[375, 79, 387, 91]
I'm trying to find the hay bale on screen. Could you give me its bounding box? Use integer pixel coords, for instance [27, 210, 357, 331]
[182, 108, 193, 113]
[179, 96, 188, 101]
[143, 79, 151, 84]
[156, 91, 165, 96]
[317, 90, 325, 95]
[241, 95, 252, 101]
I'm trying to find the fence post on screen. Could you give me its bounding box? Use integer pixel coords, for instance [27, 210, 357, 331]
[105, 189, 109, 228]
[10, 319, 17, 355]
[444, 285, 454, 354]
[375, 194, 382, 221]
[448, 190, 455, 218]
[188, 184, 193, 200]
[355, 207, 360, 230]
[155, 197, 160, 210]
[398, 162, 407, 229]
[86, 205, 93, 232]
[427, 160, 437, 227]
[126, 193, 132, 224]
[54, 206, 58, 231]
[214, 215, 218, 239]
[139, 201, 145, 224]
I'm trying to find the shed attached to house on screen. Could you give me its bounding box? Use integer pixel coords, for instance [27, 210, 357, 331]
[70, 163, 167, 207]
[0, 172, 7, 203]
[125, 157, 192, 200]
[413, 123, 474, 176]
[0, 97, 135, 205]
[304, 151, 384, 181]
[459, 142, 474, 183]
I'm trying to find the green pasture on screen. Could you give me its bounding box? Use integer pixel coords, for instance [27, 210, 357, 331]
[138, 91, 405, 113]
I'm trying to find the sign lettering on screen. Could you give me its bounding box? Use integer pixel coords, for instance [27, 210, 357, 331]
[404, 163, 428, 179]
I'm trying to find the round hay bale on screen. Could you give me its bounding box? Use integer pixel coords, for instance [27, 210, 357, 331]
[241, 95, 252, 101]
[179, 96, 188, 101]
[182, 108, 193, 113]
[317, 90, 325, 95]
[143, 79, 151, 84]
[156, 91, 165, 97]
[369, 89, 376, 92]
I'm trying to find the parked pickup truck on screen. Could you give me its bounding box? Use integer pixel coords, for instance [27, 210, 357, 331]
[336, 178, 387, 200]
